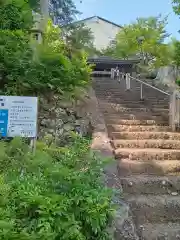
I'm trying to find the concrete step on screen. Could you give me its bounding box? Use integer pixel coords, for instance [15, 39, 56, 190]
[107, 124, 171, 132]
[112, 139, 180, 149]
[127, 195, 180, 224]
[118, 159, 180, 176]
[110, 131, 180, 140]
[114, 148, 180, 160]
[139, 223, 180, 240]
[120, 175, 180, 195]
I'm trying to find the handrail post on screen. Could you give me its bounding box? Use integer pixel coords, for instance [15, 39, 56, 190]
[128, 73, 131, 89]
[126, 73, 130, 90]
[140, 84, 143, 100]
[111, 68, 113, 79]
[117, 69, 120, 82]
[178, 97, 180, 129]
[118, 71, 121, 82]
[111, 68, 115, 79]
[169, 91, 176, 131]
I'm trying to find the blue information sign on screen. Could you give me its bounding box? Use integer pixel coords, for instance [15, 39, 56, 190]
[0, 109, 8, 137]
[0, 96, 38, 138]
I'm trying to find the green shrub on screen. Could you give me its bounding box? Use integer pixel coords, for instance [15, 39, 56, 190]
[0, 30, 34, 95]
[0, 28, 91, 96]
[0, 0, 33, 31]
[0, 5, 92, 96]
[0, 136, 115, 239]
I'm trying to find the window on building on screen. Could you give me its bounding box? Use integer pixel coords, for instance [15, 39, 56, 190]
[33, 33, 39, 41]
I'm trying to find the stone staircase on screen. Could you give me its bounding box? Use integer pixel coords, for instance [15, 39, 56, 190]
[93, 76, 180, 240]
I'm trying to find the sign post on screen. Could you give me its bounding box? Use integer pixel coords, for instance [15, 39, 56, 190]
[0, 96, 38, 152]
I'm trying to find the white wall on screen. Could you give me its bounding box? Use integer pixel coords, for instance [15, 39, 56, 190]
[82, 17, 121, 50]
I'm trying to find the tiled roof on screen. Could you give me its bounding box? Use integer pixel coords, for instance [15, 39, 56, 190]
[88, 56, 139, 64]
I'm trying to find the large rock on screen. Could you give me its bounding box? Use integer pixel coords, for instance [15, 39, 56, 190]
[75, 119, 93, 136]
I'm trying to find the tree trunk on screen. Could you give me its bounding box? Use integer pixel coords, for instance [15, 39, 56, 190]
[40, 0, 49, 30]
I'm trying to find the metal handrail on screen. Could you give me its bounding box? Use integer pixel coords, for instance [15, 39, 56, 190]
[129, 75, 170, 96]
[111, 69, 171, 97]
[110, 69, 180, 131]
[113, 70, 180, 131]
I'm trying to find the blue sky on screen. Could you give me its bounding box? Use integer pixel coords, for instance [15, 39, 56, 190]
[74, 0, 180, 41]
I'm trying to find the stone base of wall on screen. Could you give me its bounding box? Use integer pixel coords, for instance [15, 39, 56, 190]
[38, 91, 93, 145]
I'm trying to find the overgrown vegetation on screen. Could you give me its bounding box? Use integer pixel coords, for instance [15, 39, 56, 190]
[171, 0, 180, 86]
[0, 1, 116, 239]
[102, 16, 172, 68]
[0, 136, 115, 239]
[0, 0, 92, 96]
[29, 0, 79, 26]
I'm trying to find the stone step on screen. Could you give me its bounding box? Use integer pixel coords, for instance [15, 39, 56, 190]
[112, 139, 180, 149]
[101, 107, 169, 113]
[101, 103, 169, 109]
[99, 102, 169, 108]
[127, 195, 180, 224]
[107, 124, 171, 132]
[145, 95, 169, 99]
[151, 108, 169, 113]
[95, 88, 168, 96]
[100, 104, 147, 109]
[104, 107, 149, 113]
[105, 116, 168, 126]
[139, 223, 180, 240]
[110, 131, 180, 140]
[98, 99, 168, 103]
[148, 105, 169, 109]
[95, 94, 169, 101]
[118, 159, 180, 176]
[120, 175, 180, 195]
[114, 148, 180, 160]
[101, 104, 169, 111]
[103, 112, 168, 118]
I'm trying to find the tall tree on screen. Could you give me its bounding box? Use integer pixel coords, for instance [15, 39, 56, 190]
[103, 16, 171, 67]
[0, 0, 33, 30]
[49, 0, 79, 26]
[171, 0, 180, 85]
[172, 0, 180, 16]
[64, 23, 96, 55]
[28, 0, 40, 11]
[28, 0, 79, 26]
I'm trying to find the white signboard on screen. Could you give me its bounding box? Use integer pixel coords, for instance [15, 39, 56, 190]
[0, 96, 38, 138]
